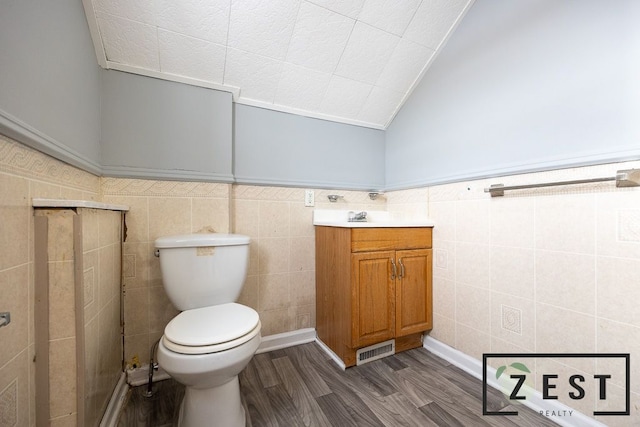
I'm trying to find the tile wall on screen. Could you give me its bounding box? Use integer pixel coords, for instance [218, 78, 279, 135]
[0, 134, 100, 426]
[82, 208, 123, 427]
[101, 179, 231, 365]
[34, 208, 79, 426]
[412, 160, 640, 425]
[32, 207, 122, 426]
[232, 185, 385, 336]
[3, 130, 639, 426]
[101, 180, 385, 365]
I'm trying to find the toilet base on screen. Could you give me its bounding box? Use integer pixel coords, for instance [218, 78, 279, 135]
[178, 376, 246, 427]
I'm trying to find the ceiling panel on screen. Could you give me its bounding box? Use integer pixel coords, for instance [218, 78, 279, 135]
[86, 0, 474, 129]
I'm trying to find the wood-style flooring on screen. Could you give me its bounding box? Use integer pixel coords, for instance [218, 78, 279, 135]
[117, 342, 558, 426]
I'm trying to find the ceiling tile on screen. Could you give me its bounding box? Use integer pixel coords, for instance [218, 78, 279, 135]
[274, 63, 332, 111]
[155, 0, 230, 45]
[306, 0, 366, 19]
[319, 76, 372, 119]
[358, 86, 405, 125]
[88, 0, 470, 128]
[376, 38, 435, 94]
[358, 0, 421, 36]
[224, 48, 284, 103]
[97, 13, 160, 70]
[93, 0, 158, 26]
[334, 22, 400, 84]
[286, 2, 354, 73]
[404, 0, 470, 49]
[227, 0, 301, 60]
[158, 30, 226, 83]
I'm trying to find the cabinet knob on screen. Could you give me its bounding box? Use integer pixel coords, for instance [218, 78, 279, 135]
[390, 258, 397, 280]
[398, 258, 405, 278]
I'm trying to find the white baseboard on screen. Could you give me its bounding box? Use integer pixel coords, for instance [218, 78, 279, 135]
[423, 336, 607, 427]
[314, 338, 347, 370]
[256, 328, 317, 354]
[99, 373, 128, 427]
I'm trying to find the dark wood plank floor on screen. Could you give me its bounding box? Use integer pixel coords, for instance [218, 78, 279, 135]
[117, 342, 559, 427]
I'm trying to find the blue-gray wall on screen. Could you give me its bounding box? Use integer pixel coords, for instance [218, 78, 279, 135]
[234, 104, 385, 190]
[385, 0, 640, 189]
[100, 70, 234, 182]
[0, 0, 102, 173]
[5, 0, 638, 191]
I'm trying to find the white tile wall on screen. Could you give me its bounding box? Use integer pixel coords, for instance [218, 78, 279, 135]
[402, 159, 640, 424]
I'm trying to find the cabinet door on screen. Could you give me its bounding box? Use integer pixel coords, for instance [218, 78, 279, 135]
[351, 251, 395, 348]
[395, 249, 432, 336]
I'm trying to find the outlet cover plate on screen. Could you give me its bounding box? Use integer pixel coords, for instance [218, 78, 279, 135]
[304, 190, 315, 207]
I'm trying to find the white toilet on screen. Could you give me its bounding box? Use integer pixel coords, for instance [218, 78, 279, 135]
[155, 233, 261, 427]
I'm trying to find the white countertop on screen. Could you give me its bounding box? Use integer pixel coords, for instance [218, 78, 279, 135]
[32, 198, 129, 211]
[312, 209, 433, 228]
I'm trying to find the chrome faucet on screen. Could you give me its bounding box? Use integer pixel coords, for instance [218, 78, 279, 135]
[348, 211, 367, 222]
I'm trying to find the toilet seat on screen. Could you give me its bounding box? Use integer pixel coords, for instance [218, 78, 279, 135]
[163, 303, 261, 355]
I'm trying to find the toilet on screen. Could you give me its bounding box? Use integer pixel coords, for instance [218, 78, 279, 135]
[155, 233, 261, 427]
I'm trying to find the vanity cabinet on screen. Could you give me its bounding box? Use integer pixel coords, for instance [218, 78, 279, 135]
[315, 226, 433, 367]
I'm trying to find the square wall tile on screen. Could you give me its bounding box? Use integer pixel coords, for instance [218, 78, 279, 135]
[257, 238, 290, 274]
[191, 198, 230, 233]
[289, 237, 315, 272]
[258, 273, 290, 312]
[490, 197, 534, 248]
[432, 277, 454, 319]
[535, 250, 595, 315]
[535, 194, 596, 254]
[433, 240, 455, 282]
[455, 323, 490, 362]
[455, 199, 490, 244]
[429, 201, 455, 242]
[455, 242, 490, 289]
[536, 303, 595, 373]
[148, 197, 191, 240]
[596, 191, 640, 259]
[455, 283, 490, 334]
[289, 271, 314, 307]
[596, 256, 640, 327]
[430, 313, 455, 347]
[490, 292, 534, 351]
[0, 265, 29, 368]
[233, 199, 261, 237]
[490, 246, 534, 299]
[259, 201, 290, 238]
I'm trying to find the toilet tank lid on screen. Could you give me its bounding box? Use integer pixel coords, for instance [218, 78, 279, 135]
[155, 233, 250, 248]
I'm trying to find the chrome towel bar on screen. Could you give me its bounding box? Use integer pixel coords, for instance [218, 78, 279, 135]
[485, 169, 640, 197]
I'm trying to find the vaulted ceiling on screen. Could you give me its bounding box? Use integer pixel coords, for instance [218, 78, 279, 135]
[83, 0, 473, 129]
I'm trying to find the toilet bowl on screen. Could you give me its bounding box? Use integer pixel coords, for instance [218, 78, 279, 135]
[154, 234, 260, 427]
[158, 303, 261, 426]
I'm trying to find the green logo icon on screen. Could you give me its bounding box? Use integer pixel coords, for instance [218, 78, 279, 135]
[496, 362, 530, 379]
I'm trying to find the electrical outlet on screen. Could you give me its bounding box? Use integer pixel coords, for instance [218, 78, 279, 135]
[304, 189, 315, 207]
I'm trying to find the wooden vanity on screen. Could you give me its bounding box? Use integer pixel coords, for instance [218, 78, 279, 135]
[315, 225, 433, 367]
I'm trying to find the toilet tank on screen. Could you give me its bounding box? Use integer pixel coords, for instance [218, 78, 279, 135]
[155, 233, 250, 311]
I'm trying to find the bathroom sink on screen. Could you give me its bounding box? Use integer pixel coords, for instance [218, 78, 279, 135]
[312, 210, 434, 228]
